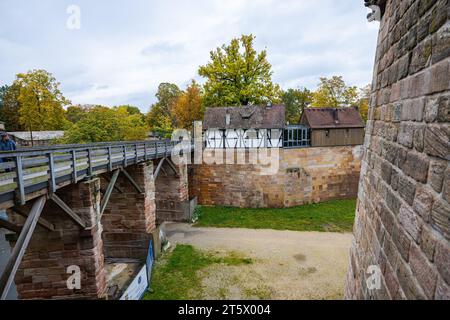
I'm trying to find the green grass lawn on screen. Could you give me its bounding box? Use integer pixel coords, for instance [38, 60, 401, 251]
[144, 245, 252, 300]
[194, 199, 356, 233]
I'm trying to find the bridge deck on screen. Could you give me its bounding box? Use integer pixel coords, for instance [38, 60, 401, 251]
[0, 140, 184, 210]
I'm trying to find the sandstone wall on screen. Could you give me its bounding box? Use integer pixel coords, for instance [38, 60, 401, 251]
[8, 179, 107, 299]
[345, 0, 450, 299]
[190, 146, 362, 208]
[101, 163, 156, 260]
[155, 159, 190, 223]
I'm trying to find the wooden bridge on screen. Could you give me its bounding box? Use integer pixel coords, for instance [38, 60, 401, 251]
[0, 140, 188, 210]
[0, 140, 192, 300]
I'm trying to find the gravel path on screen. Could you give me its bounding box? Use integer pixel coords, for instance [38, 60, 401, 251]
[165, 223, 352, 300]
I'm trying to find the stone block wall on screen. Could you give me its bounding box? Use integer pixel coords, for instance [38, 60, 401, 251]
[345, 0, 450, 299]
[155, 159, 190, 223]
[190, 146, 362, 208]
[101, 163, 156, 260]
[9, 179, 106, 300]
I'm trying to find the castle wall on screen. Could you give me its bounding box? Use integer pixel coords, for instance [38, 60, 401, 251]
[190, 146, 362, 208]
[345, 0, 450, 299]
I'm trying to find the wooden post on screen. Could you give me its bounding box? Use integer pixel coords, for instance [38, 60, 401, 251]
[123, 145, 127, 167]
[48, 153, 56, 194]
[14, 156, 25, 206]
[71, 150, 78, 183]
[87, 149, 93, 176]
[108, 147, 113, 172]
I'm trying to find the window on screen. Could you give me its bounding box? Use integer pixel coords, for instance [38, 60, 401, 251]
[283, 125, 311, 148]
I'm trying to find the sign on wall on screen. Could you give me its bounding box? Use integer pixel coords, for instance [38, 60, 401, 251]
[119, 265, 148, 300]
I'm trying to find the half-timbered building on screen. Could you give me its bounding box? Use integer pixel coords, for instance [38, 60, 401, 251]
[203, 105, 286, 149]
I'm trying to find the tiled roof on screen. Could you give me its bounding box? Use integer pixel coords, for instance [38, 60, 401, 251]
[203, 105, 285, 129]
[301, 107, 365, 129]
[8, 131, 65, 141]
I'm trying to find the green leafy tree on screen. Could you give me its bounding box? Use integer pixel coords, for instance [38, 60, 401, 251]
[146, 83, 181, 136]
[14, 70, 70, 145]
[154, 83, 181, 115]
[61, 105, 148, 143]
[115, 105, 145, 122]
[311, 76, 358, 108]
[66, 105, 88, 124]
[282, 88, 313, 124]
[0, 84, 24, 131]
[357, 84, 371, 122]
[199, 34, 281, 107]
[0, 85, 8, 121]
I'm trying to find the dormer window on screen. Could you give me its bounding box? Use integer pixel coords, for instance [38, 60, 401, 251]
[226, 113, 231, 126]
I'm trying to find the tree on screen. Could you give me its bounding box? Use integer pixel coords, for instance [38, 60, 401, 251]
[0, 84, 24, 131]
[61, 105, 148, 143]
[357, 84, 371, 122]
[172, 80, 204, 130]
[118, 105, 142, 116]
[66, 105, 88, 124]
[311, 76, 358, 108]
[199, 34, 281, 107]
[146, 83, 181, 136]
[0, 85, 8, 121]
[282, 88, 313, 124]
[14, 70, 70, 145]
[114, 105, 145, 124]
[154, 83, 181, 116]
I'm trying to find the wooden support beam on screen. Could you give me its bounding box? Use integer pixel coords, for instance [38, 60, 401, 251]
[12, 207, 55, 232]
[103, 174, 124, 193]
[153, 158, 166, 179]
[49, 193, 87, 229]
[0, 219, 22, 233]
[100, 169, 120, 217]
[0, 196, 46, 300]
[165, 157, 180, 177]
[160, 165, 168, 177]
[120, 169, 143, 194]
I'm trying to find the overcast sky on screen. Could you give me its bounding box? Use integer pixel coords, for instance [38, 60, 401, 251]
[0, 0, 379, 112]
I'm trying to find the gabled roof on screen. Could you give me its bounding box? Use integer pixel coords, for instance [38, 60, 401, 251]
[203, 105, 285, 129]
[300, 107, 365, 129]
[8, 131, 65, 141]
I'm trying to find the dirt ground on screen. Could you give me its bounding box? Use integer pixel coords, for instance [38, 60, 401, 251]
[165, 223, 353, 300]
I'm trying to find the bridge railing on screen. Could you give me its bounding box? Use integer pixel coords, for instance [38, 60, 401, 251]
[0, 140, 185, 209]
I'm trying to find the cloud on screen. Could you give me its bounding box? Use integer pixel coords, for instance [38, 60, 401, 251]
[0, 0, 379, 112]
